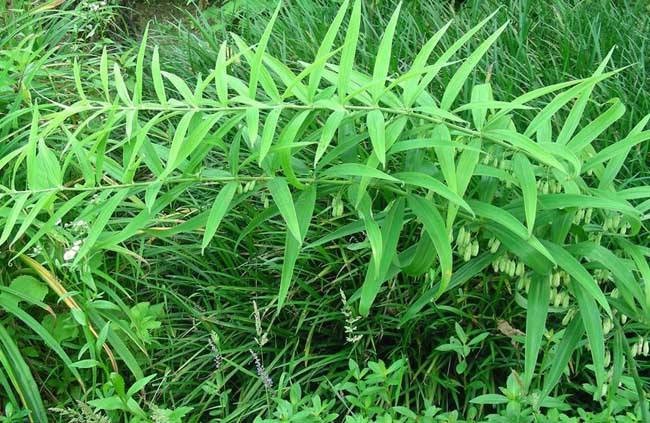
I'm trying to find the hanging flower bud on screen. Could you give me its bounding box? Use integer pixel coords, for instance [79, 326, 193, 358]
[490, 239, 501, 253]
[463, 246, 472, 262]
[471, 240, 479, 257]
[552, 272, 561, 288]
[562, 293, 570, 308]
[517, 276, 525, 291]
[515, 262, 524, 276]
[457, 227, 466, 246]
[602, 318, 612, 336]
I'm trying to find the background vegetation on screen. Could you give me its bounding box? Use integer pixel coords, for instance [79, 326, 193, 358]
[0, 0, 649, 422]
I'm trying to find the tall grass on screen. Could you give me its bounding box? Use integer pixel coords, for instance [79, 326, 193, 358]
[0, 0, 649, 422]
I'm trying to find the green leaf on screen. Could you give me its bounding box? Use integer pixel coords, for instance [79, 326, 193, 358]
[314, 110, 345, 166]
[470, 394, 509, 405]
[322, 163, 399, 182]
[542, 241, 611, 318]
[569, 280, 606, 393]
[369, 2, 401, 101]
[215, 41, 229, 103]
[0, 322, 47, 423]
[567, 100, 625, 153]
[164, 111, 196, 176]
[412, 11, 498, 107]
[513, 153, 537, 235]
[401, 253, 494, 325]
[307, 0, 349, 99]
[469, 200, 555, 264]
[113, 63, 131, 105]
[569, 242, 642, 312]
[0, 193, 29, 245]
[484, 129, 566, 173]
[201, 182, 238, 253]
[358, 195, 383, 274]
[338, 0, 361, 100]
[249, 1, 281, 98]
[367, 109, 386, 166]
[540, 315, 584, 405]
[408, 195, 452, 298]
[267, 177, 302, 243]
[0, 296, 84, 389]
[259, 108, 282, 165]
[556, 49, 612, 145]
[583, 130, 650, 173]
[432, 124, 457, 192]
[359, 198, 405, 317]
[395, 172, 472, 214]
[133, 24, 149, 104]
[162, 71, 196, 104]
[72, 189, 129, 266]
[11, 192, 56, 246]
[151, 46, 167, 105]
[246, 107, 259, 146]
[278, 185, 316, 311]
[440, 23, 507, 110]
[100, 47, 110, 102]
[468, 83, 493, 129]
[0, 276, 47, 307]
[277, 110, 311, 189]
[28, 139, 62, 190]
[523, 71, 617, 137]
[524, 274, 549, 389]
[402, 20, 451, 106]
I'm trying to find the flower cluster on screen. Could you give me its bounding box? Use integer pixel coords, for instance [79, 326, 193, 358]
[63, 240, 82, 262]
[573, 208, 593, 225]
[548, 270, 571, 308]
[602, 213, 630, 234]
[492, 254, 525, 278]
[331, 193, 344, 217]
[340, 289, 363, 344]
[253, 301, 268, 347]
[537, 178, 563, 194]
[455, 226, 479, 262]
[208, 332, 223, 371]
[249, 350, 273, 389]
[88, 1, 107, 12]
[238, 180, 256, 194]
[631, 337, 650, 357]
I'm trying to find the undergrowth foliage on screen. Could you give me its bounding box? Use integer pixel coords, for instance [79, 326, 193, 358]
[1, 0, 649, 421]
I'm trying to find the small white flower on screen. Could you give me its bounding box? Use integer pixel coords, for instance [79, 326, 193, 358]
[63, 240, 82, 262]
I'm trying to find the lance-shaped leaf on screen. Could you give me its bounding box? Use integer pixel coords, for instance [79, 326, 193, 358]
[359, 198, 405, 316]
[524, 274, 549, 389]
[408, 195, 452, 298]
[513, 153, 537, 235]
[267, 177, 302, 242]
[278, 185, 316, 311]
[201, 182, 239, 253]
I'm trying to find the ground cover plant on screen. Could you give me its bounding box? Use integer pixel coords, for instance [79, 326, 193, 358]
[0, 0, 649, 421]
